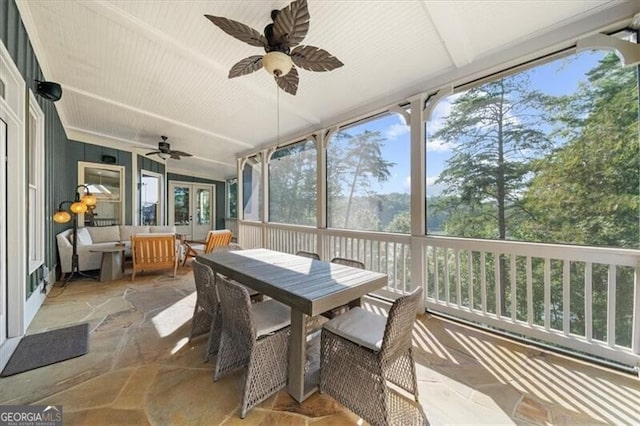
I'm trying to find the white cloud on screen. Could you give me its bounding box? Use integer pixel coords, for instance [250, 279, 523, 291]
[404, 176, 411, 190]
[426, 138, 451, 152]
[384, 123, 409, 140]
[425, 176, 439, 186]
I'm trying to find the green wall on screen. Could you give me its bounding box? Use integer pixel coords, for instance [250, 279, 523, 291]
[1, 0, 71, 295]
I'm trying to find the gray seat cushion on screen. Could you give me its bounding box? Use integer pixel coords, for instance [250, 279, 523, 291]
[251, 300, 290, 337]
[323, 306, 386, 351]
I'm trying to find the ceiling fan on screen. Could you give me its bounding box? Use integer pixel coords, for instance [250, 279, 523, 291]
[205, 0, 343, 95]
[146, 136, 193, 160]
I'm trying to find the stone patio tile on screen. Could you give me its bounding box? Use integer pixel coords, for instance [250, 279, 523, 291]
[111, 326, 189, 369]
[470, 382, 523, 416]
[272, 391, 344, 418]
[124, 286, 188, 313]
[433, 363, 504, 388]
[145, 366, 242, 425]
[416, 364, 476, 400]
[93, 308, 144, 333]
[35, 368, 133, 410]
[111, 365, 159, 409]
[63, 407, 150, 426]
[26, 301, 94, 332]
[514, 396, 551, 425]
[548, 404, 610, 425]
[418, 382, 513, 425]
[308, 410, 362, 425]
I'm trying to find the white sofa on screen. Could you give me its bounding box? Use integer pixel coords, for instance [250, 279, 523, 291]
[56, 225, 176, 274]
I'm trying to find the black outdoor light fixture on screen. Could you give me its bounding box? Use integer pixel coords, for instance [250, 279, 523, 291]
[35, 80, 63, 102]
[52, 185, 98, 283]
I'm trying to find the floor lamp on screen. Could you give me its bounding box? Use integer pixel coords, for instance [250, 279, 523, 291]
[53, 185, 98, 283]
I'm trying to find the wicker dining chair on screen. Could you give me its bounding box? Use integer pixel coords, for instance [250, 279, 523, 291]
[320, 288, 426, 426]
[214, 275, 291, 418]
[330, 257, 365, 269]
[189, 259, 223, 363]
[320, 257, 366, 319]
[296, 250, 320, 260]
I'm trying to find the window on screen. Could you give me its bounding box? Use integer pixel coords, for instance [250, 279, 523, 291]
[227, 178, 237, 218]
[269, 139, 317, 226]
[242, 155, 262, 221]
[140, 170, 162, 225]
[28, 91, 44, 273]
[79, 162, 125, 226]
[327, 112, 410, 232]
[425, 47, 639, 249]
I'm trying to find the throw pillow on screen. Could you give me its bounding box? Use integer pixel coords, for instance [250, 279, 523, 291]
[87, 225, 120, 243]
[150, 226, 176, 233]
[75, 227, 93, 246]
[119, 226, 150, 242]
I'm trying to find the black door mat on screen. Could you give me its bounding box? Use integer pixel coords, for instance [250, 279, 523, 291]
[1, 323, 89, 377]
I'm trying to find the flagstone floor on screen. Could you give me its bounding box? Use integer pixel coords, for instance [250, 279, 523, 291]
[0, 266, 638, 425]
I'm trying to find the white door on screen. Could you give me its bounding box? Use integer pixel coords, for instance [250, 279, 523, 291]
[0, 119, 6, 348]
[168, 182, 215, 241]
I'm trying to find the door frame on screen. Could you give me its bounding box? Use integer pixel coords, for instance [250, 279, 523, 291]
[168, 180, 215, 240]
[139, 169, 164, 226]
[0, 39, 27, 370]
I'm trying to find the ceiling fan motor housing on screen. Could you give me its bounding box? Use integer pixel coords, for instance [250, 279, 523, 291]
[159, 141, 171, 152]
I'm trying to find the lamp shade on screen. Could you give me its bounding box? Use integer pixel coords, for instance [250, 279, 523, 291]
[263, 51, 293, 77]
[53, 210, 72, 224]
[81, 193, 97, 206]
[70, 201, 88, 214]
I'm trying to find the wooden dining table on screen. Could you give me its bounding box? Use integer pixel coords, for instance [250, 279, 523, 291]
[198, 248, 388, 402]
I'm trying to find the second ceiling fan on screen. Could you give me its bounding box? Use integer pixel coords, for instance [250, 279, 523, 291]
[146, 136, 193, 160]
[205, 0, 343, 95]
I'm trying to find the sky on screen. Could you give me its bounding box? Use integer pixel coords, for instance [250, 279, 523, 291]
[342, 49, 608, 196]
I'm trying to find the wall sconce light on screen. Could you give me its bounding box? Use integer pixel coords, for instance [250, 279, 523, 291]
[35, 80, 63, 102]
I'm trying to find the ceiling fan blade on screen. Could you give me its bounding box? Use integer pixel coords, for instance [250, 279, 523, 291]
[273, 0, 309, 48]
[228, 55, 264, 78]
[171, 151, 193, 157]
[205, 15, 266, 48]
[146, 151, 161, 155]
[170, 152, 182, 160]
[291, 45, 343, 72]
[275, 66, 299, 95]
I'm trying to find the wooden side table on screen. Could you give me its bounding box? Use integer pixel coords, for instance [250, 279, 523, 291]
[90, 246, 126, 282]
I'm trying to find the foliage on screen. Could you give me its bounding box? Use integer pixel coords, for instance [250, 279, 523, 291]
[328, 130, 395, 229]
[269, 140, 317, 225]
[432, 74, 551, 240]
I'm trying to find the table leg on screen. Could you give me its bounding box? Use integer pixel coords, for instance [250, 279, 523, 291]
[100, 251, 124, 282]
[288, 309, 307, 403]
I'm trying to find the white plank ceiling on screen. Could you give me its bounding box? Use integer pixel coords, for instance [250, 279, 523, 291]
[17, 0, 639, 180]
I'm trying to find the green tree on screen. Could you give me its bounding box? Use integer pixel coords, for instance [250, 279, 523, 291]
[328, 130, 394, 229]
[386, 211, 410, 234]
[520, 53, 639, 248]
[269, 140, 317, 225]
[433, 74, 551, 239]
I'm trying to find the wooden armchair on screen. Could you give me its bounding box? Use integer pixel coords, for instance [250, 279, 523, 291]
[131, 233, 179, 280]
[183, 230, 232, 266]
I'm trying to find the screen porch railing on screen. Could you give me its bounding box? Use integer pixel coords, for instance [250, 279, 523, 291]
[237, 220, 640, 368]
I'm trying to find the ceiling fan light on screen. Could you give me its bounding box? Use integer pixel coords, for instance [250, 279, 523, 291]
[263, 51, 293, 77]
[158, 152, 171, 160]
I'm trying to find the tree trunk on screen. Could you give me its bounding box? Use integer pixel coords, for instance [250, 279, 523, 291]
[344, 156, 363, 228]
